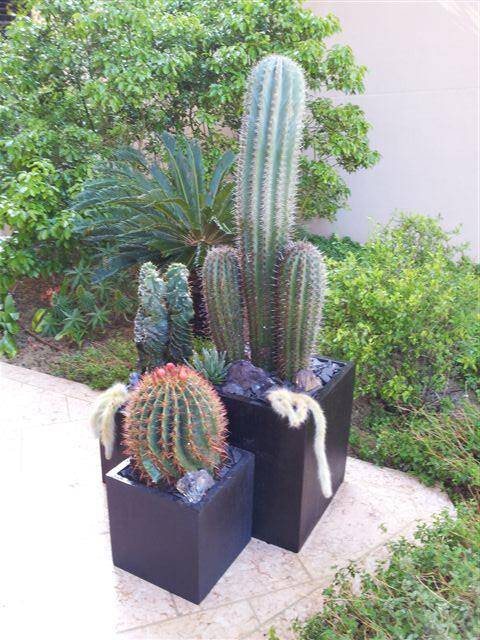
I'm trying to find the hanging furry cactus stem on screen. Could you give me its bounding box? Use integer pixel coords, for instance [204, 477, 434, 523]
[266, 388, 332, 498]
[90, 383, 129, 459]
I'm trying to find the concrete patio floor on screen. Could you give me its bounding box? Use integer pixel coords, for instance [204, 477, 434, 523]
[1, 362, 453, 640]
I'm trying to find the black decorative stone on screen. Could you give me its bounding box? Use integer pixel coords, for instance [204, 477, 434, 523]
[106, 447, 255, 604]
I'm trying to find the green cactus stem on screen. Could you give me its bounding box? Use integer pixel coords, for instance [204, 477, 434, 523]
[164, 263, 194, 362]
[275, 242, 327, 381]
[236, 55, 306, 370]
[134, 262, 169, 371]
[123, 364, 228, 485]
[202, 246, 245, 361]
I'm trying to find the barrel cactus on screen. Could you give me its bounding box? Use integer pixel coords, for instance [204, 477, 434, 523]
[135, 262, 193, 371]
[123, 364, 228, 485]
[202, 55, 327, 381]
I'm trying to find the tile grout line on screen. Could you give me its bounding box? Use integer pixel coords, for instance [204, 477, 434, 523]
[115, 579, 316, 637]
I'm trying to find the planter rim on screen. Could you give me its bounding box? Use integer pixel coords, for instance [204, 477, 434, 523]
[219, 356, 354, 409]
[106, 446, 253, 512]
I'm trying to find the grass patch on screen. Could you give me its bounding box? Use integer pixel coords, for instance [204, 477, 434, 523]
[52, 335, 136, 389]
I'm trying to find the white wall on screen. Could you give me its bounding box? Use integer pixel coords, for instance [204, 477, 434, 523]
[305, 0, 479, 259]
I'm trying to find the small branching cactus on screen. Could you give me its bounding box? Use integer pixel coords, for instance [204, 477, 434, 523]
[135, 262, 169, 371]
[135, 262, 193, 371]
[123, 364, 228, 485]
[202, 55, 327, 382]
[164, 263, 194, 362]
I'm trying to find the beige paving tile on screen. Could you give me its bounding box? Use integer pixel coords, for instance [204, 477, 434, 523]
[119, 600, 259, 639]
[172, 538, 311, 615]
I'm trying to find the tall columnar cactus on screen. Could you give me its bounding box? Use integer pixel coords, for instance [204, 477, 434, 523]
[202, 55, 327, 381]
[123, 364, 228, 485]
[275, 242, 327, 381]
[135, 262, 193, 371]
[236, 55, 306, 370]
[202, 247, 245, 361]
[164, 263, 194, 362]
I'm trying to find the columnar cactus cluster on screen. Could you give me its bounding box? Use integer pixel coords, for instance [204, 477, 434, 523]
[123, 364, 228, 485]
[202, 55, 327, 380]
[135, 262, 193, 371]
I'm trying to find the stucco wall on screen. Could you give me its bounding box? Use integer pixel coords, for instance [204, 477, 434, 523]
[305, 0, 479, 259]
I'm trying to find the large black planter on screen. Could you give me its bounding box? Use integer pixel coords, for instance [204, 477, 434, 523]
[100, 408, 127, 482]
[106, 447, 255, 604]
[220, 357, 355, 552]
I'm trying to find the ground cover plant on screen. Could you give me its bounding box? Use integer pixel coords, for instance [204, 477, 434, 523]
[0, 0, 378, 355]
[53, 335, 136, 390]
[295, 503, 480, 640]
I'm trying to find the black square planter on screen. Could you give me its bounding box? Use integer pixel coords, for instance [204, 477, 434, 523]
[100, 409, 127, 482]
[220, 357, 355, 552]
[105, 447, 255, 604]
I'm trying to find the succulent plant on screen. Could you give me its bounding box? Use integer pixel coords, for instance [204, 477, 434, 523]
[189, 346, 228, 385]
[202, 55, 327, 381]
[134, 262, 193, 371]
[123, 364, 228, 485]
[164, 263, 194, 362]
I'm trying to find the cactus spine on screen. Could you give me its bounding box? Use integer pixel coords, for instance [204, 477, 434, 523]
[202, 55, 327, 381]
[135, 262, 193, 371]
[276, 242, 327, 380]
[123, 364, 228, 485]
[237, 55, 305, 370]
[202, 247, 245, 361]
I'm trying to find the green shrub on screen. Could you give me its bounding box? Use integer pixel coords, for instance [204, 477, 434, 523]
[320, 215, 479, 406]
[351, 401, 480, 501]
[295, 503, 480, 640]
[302, 232, 363, 262]
[53, 336, 136, 390]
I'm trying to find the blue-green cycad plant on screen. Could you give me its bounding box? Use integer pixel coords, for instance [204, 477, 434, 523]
[74, 132, 235, 280]
[135, 261, 193, 371]
[202, 55, 327, 380]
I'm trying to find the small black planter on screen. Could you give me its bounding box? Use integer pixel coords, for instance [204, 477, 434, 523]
[99, 409, 127, 482]
[106, 447, 255, 604]
[220, 357, 355, 552]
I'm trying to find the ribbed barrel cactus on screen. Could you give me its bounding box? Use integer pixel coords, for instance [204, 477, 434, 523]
[123, 364, 228, 485]
[135, 262, 193, 371]
[202, 55, 327, 381]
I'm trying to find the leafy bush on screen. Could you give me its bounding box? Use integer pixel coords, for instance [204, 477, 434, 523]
[320, 215, 479, 406]
[296, 503, 480, 640]
[74, 133, 235, 277]
[302, 231, 363, 262]
[351, 401, 480, 501]
[52, 336, 137, 390]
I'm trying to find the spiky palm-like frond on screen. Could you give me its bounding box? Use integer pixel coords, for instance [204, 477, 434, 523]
[74, 133, 235, 280]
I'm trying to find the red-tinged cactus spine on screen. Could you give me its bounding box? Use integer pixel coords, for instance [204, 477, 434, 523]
[275, 242, 327, 381]
[202, 246, 245, 361]
[123, 364, 228, 485]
